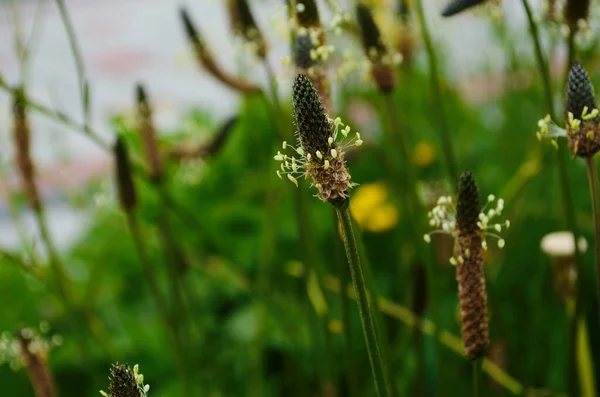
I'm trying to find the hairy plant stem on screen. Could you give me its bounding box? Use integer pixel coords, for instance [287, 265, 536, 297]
[413, 0, 458, 186]
[335, 207, 390, 397]
[521, 1, 586, 394]
[585, 157, 600, 323]
[125, 212, 190, 395]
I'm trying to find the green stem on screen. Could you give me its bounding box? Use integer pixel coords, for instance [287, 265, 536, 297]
[413, 0, 458, 186]
[585, 157, 600, 324]
[335, 206, 390, 397]
[125, 212, 190, 395]
[473, 360, 481, 397]
[521, 1, 585, 395]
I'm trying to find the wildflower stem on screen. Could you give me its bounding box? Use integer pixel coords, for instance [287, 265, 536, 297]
[125, 211, 190, 396]
[413, 0, 459, 186]
[522, 1, 586, 394]
[473, 360, 481, 397]
[335, 206, 390, 397]
[584, 157, 600, 324]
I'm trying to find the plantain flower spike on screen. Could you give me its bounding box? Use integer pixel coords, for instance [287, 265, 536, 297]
[179, 7, 260, 94]
[424, 172, 509, 359]
[136, 84, 163, 183]
[536, 61, 600, 157]
[12, 89, 41, 212]
[564, 0, 590, 33]
[114, 136, 137, 212]
[295, 0, 321, 28]
[100, 363, 150, 397]
[227, 0, 267, 59]
[441, 0, 487, 17]
[274, 75, 361, 206]
[356, 5, 399, 93]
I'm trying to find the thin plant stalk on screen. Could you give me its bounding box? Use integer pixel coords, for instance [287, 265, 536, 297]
[473, 360, 481, 397]
[585, 157, 600, 322]
[521, 1, 585, 394]
[336, 207, 390, 397]
[413, 0, 458, 185]
[125, 212, 190, 396]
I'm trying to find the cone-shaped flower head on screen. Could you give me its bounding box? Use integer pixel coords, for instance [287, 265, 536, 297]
[441, 0, 486, 17]
[356, 5, 397, 93]
[114, 136, 137, 212]
[100, 363, 150, 397]
[227, 0, 267, 59]
[136, 84, 163, 183]
[274, 75, 362, 205]
[564, 0, 590, 30]
[425, 172, 509, 360]
[565, 62, 600, 157]
[179, 7, 260, 94]
[12, 89, 41, 212]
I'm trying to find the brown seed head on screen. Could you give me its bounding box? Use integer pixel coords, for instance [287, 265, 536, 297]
[295, 0, 321, 28]
[227, 0, 267, 59]
[12, 90, 41, 212]
[114, 136, 137, 212]
[441, 0, 486, 17]
[136, 84, 163, 183]
[109, 364, 141, 397]
[455, 171, 489, 360]
[292, 75, 354, 204]
[179, 7, 260, 94]
[564, 0, 590, 30]
[565, 61, 600, 157]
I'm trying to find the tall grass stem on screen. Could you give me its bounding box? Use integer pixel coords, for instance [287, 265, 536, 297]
[585, 157, 600, 323]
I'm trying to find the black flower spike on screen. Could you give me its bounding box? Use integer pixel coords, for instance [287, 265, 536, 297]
[356, 5, 385, 59]
[180, 7, 201, 44]
[109, 364, 141, 397]
[456, 171, 481, 235]
[564, 0, 590, 29]
[441, 0, 486, 17]
[566, 61, 597, 119]
[296, 0, 321, 27]
[227, 0, 266, 58]
[114, 136, 137, 212]
[292, 74, 331, 157]
[295, 33, 316, 70]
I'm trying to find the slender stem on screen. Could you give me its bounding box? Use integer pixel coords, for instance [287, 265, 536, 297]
[522, 1, 586, 395]
[125, 212, 190, 395]
[54, 0, 89, 124]
[473, 360, 481, 397]
[585, 157, 600, 324]
[413, 0, 458, 186]
[335, 207, 390, 397]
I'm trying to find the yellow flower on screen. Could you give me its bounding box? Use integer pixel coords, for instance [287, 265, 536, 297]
[350, 182, 399, 232]
[412, 141, 436, 168]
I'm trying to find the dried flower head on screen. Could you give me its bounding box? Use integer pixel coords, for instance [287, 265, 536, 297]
[274, 75, 362, 205]
[425, 172, 507, 359]
[136, 84, 163, 183]
[227, 0, 267, 59]
[12, 89, 41, 212]
[179, 7, 260, 94]
[564, 0, 590, 30]
[356, 5, 400, 93]
[114, 136, 137, 212]
[100, 363, 150, 397]
[537, 61, 600, 157]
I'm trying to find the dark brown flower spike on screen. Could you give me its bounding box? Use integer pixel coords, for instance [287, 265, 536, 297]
[564, 0, 590, 30]
[179, 7, 260, 94]
[295, 0, 321, 28]
[356, 5, 396, 93]
[565, 61, 600, 157]
[274, 75, 361, 205]
[227, 0, 267, 59]
[136, 84, 163, 183]
[114, 136, 137, 212]
[455, 172, 489, 360]
[441, 0, 486, 17]
[12, 89, 41, 212]
[17, 331, 56, 397]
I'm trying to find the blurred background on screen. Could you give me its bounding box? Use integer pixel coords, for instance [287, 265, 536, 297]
[0, 0, 599, 395]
